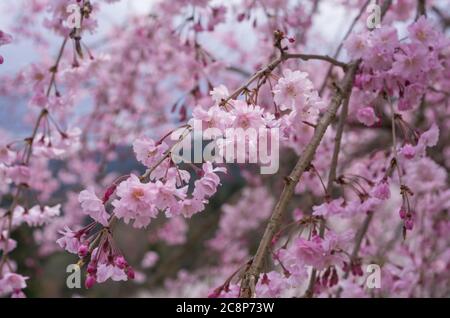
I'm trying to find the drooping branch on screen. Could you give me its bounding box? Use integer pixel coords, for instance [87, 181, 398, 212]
[303, 81, 355, 297]
[222, 49, 347, 105]
[0, 37, 69, 275]
[305, 0, 394, 297]
[239, 61, 360, 298]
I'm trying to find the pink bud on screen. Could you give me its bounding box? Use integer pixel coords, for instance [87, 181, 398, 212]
[405, 218, 414, 230]
[102, 184, 117, 203]
[401, 144, 416, 160]
[114, 256, 127, 269]
[237, 13, 246, 22]
[87, 263, 97, 275]
[77, 244, 88, 258]
[329, 268, 339, 287]
[0, 55, 4, 64]
[373, 182, 390, 200]
[126, 267, 135, 280]
[399, 208, 407, 219]
[261, 273, 270, 285]
[85, 275, 96, 289]
[193, 23, 203, 32]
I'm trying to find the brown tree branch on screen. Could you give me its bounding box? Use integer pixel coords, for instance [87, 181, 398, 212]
[416, 0, 427, 20]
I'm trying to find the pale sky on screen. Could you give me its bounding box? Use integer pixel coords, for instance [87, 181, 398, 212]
[0, 0, 352, 74]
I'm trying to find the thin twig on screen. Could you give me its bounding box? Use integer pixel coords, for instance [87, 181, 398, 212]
[416, 0, 427, 20]
[388, 96, 403, 185]
[319, 0, 392, 95]
[284, 53, 347, 69]
[318, 0, 371, 94]
[0, 37, 69, 275]
[303, 80, 356, 297]
[222, 51, 348, 105]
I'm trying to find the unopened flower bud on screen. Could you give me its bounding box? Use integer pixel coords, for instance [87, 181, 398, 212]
[77, 244, 88, 258]
[87, 263, 97, 275]
[85, 275, 96, 289]
[114, 256, 127, 269]
[405, 218, 414, 230]
[399, 207, 407, 219]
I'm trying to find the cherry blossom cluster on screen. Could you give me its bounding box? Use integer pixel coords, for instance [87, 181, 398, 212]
[0, 0, 448, 299]
[346, 16, 448, 116]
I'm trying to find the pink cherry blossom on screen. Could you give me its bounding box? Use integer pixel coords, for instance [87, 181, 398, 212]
[312, 198, 345, 217]
[7, 165, 31, 185]
[415, 123, 439, 155]
[408, 16, 440, 48]
[371, 181, 391, 200]
[180, 199, 205, 218]
[0, 0, 449, 299]
[400, 144, 416, 160]
[344, 32, 370, 60]
[112, 174, 158, 228]
[192, 162, 226, 200]
[391, 44, 429, 80]
[356, 107, 378, 127]
[56, 226, 85, 254]
[154, 217, 188, 245]
[96, 263, 128, 283]
[273, 69, 319, 114]
[0, 232, 17, 253]
[210, 85, 229, 104]
[133, 137, 169, 168]
[141, 251, 159, 269]
[23, 204, 61, 227]
[191, 105, 234, 131]
[0, 273, 28, 297]
[79, 189, 109, 226]
[230, 100, 266, 130]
